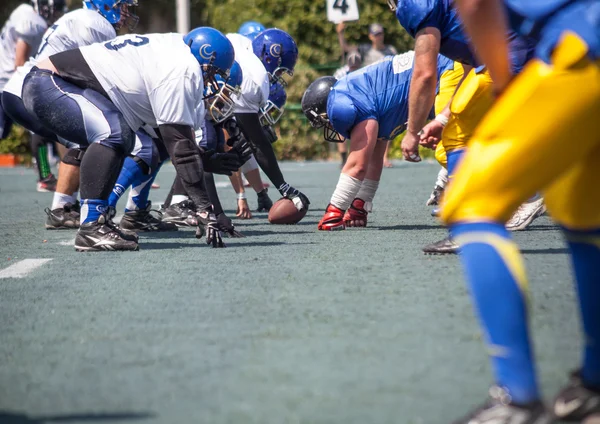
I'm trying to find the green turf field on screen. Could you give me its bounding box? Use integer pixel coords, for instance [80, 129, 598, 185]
[0, 162, 580, 424]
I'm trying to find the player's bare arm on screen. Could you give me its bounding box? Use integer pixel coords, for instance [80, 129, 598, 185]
[14, 39, 32, 68]
[401, 27, 440, 162]
[453, 0, 512, 93]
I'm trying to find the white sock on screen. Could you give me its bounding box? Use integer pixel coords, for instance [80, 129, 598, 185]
[330, 173, 362, 210]
[51, 192, 75, 210]
[72, 191, 79, 201]
[436, 167, 449, 188]
[171, 194, 189, 205]
[356, 178, 379, 203]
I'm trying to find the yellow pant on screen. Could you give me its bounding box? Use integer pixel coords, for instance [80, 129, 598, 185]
[441, 33, 600, 229]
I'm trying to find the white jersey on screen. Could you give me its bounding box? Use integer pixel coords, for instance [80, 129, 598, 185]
[227, 33, 269, 113]
[80, 33, 205, 131]
[0, 4, 47, 91]
[4, 8, 116, 98]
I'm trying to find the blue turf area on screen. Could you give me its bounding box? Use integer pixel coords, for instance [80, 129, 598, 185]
[0, 162, 580, 423]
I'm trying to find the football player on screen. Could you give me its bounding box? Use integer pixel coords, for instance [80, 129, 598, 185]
[237, 20, 265, 41]
[387, 0, 537, 254]
[302, 52, 461, 230]
[438, 0, 600, 422]
[0, 1, 53, 189]
[22, 27, 243, 251]
[2, 0, 134, 229]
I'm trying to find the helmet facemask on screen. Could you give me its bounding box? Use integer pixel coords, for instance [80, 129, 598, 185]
[260, 100, 285, 126]
[306, 110, 344, 143]
[386, 0, 397, 12]
[116, 1, 139, 31]
[204, 76, 240, 124]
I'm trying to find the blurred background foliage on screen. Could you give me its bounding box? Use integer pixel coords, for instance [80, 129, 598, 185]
[1, 0, 415, 160]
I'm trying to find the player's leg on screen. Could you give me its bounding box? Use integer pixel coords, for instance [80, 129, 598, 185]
[0, 95, 14, 140]
[31, 134, 57, 192]
[441, 36, 600, 421]
[22, 69, 138, 251]
[46, 148, 83, 229]
[241, 155, 272, 212]
[319, 119, 379, 231]
[337, 139, 347, 167]
[344, 139, 387, 227]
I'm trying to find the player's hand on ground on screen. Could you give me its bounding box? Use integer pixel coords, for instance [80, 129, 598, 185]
[236, 198, 252, 219]
[216, 212, 245, 238]
[401, 131, 422, 162]
[418, 120, 444, 149]
[201, 150, 242, 176]
[195, 211, 226, 248]
[279, 184, 310, 211]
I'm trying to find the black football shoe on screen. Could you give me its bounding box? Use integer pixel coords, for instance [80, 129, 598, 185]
[256, 188, 273, 212]
[74, 213, 139, 252]
[119, 202, 178, 232]
[422, 236, 459, 254]
[452, 386, 552, 424]
[552, 371, 600, 421]
[45, 201, 80, 229]
[161, 200, 198, 227]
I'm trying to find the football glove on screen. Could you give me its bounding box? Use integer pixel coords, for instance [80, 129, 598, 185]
[195, 210, 226, 248]
[216, 212, 245, 238]
[201, 150, 242, 176]
[223, 118, 254, 163]
[278, 183, 310, 211]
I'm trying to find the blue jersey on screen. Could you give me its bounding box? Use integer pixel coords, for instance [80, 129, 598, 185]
[505, 0, 600, 62]
[327, 53, 455, 140]
[395, 0, 535, 73]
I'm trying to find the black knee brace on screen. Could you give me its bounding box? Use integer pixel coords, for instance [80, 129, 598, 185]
[61, 148, 86, 167]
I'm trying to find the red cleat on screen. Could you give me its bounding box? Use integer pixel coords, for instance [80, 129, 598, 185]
[343, 198, 369, 227]
[318, 204, 345, 231]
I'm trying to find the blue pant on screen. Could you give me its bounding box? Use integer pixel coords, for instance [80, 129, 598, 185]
[197, 118, 225, 152]
[22, 68, 134, 154]
[0, 95, 14, 140]
[1, 92, 58, 142]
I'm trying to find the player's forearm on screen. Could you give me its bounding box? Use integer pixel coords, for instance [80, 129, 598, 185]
[14, 39, 31, 68]
[454, 0, 512, 92]
[228, 171, 245, 194]
[407, 72, 437, 135]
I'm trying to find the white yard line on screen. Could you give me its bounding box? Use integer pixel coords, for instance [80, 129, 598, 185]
[0, 259, 53, 279]
[57, 238, 75, 246]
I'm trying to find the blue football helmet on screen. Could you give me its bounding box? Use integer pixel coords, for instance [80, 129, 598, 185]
[83, 0, 139, 30]
[252, 28, 298, 86]
[238, 21, 265, 41]
[260, 82, 287, 126]
[204, 60, 243, 123]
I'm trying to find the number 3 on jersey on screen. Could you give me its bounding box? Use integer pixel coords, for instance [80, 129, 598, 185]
[105, 35, 149, 51]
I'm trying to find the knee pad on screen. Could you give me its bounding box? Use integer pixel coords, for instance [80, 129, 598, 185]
[171, 138, 203, 185]
[241, 154, 259, 173]
[61, 148, 86, 167]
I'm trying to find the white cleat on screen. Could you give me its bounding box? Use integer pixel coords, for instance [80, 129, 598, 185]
[506, 197, 546, 231]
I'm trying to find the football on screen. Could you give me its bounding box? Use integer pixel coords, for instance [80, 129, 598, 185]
[268, 198, 307, 224]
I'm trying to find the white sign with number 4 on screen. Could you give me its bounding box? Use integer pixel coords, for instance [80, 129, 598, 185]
[327, 0, 360, 23]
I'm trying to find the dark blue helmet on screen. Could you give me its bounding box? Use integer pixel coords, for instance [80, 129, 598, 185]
[252, 28, 298, 86]
[238, 21, 265, 41]
[205, 61, 243, 123]
[185, 27, 235, 95]
[260, 82, 286, 126]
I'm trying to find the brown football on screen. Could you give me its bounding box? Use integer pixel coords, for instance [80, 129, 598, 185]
[268, 198, 307, 224]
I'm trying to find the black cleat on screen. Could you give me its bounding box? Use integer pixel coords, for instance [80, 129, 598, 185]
[161, 200, 198, 227]
[74, 213, 139, 252]
[119, 202, 178, 232]
[37, 173, 57, 192]
[452, 386, 552, 424]
[422, 237, 459, 255]
[45, 202, 80, 229]
[256, 188, 273, 212]
[552, 371, 600, 422]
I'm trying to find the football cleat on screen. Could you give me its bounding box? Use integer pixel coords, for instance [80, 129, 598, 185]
[161, 200, 198, 227]
[318, 204, 345, 231]
[426, 184, 445, 206]
[431, 207, 441, 217]
[74, 213, 139, 252]
[552, 371, 600, 422]
[37, 174, 57, 192]
[343, 198, 369, 227]
[422, 237, 459, 254]
[119, 202, 178, 232]
[452, 386, 552, 424]
[506, 197, 546, 231]
[256, 188, 273, 212]
[45, 202, 80, 229]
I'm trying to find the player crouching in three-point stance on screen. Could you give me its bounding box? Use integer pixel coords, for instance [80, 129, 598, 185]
[439, 0, 600, 422]
[22, 27, 243, 251]
[302, 52, 459, 231]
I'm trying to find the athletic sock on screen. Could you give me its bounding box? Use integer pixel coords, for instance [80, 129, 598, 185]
[355, 178, 379, 204]
[80, 199, 108, 224]
[125, 163, 162, 212]
[451, 222, 540, 404]
[51, 192, 75, 210]
[329, 173, 363, 211]
[108, 157, 146, 208]
[31, 135, 51, 180]
[564, 228, 600, 388]
[435, 167, 449, 189]
[446, 148, 465, 177]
